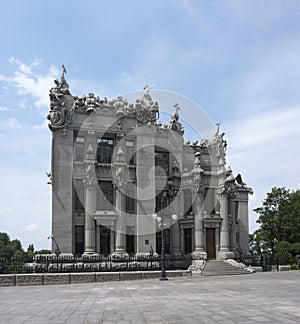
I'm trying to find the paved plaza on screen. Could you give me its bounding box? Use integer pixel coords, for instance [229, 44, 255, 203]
[0, 271, 299, 323]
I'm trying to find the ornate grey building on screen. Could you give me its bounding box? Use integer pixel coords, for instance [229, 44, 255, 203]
[47, 66, 253, 261]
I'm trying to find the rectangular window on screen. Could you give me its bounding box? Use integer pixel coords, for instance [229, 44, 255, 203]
[126, 140, 135, 165]
[97, 138, 114, 163]
[155, 151, 169, 176]
[126, 182, 135, 214]
[98, 181, 114, 210]
[204, 187, 216, 214]
[155, 190, 169, 213]
[75, 136, 85, 161]
[75, 225, 84, 255]
[75, 179, 84, 210]
[184, 189, 193, 215]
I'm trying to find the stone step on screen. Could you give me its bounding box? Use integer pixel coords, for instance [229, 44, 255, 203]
[201, 260, 250, 276]
[204, 266, 244, 270]
[202, 272, 249, 276]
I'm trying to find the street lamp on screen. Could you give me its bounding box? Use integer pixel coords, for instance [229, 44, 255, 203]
[153, 192, 177, 281]
[48, 235, 61, 272]
[48, 235, 61, 257]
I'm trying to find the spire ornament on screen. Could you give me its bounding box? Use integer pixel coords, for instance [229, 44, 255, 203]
[166, 103, 184, 135]
[136, 85, 159, 124]
[47, 64, 75, 137]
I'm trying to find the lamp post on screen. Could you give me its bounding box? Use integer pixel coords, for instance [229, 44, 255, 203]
[153, 192, 177, 281]
[48, 235, 61, 257]
[48, 235, 61, 271]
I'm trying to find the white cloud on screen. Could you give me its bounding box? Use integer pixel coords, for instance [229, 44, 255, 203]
[18, 99, 27, 109]
[0, 206, 13, 214]
[227, 104, 300, 151]
[120, 72, 132, 86]
[33, 120, 49, 130]
[2, 118, 24, 129]
[25, 224, 39, 232]
[0, 167, 51, 250]
[223, 101, 300, 233]
[0, 106, 10, 111]
[0, 58, 58, 110]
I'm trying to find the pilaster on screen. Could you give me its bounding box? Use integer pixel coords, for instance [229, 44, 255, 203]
[191, 152, 207, 260]
[218, 191, 234, 259]
[83, 141, 97, 255]
[112, 144, 128, 254]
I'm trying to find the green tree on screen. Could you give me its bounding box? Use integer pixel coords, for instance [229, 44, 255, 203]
[254, 187, 290, 253]
[254, 187, 300, 257]
[27, 244, 35, 259]
[0, 232, 25, 258]
[249, 228, 271, 266]
[279, 190, 300, 243]
[35, 249, 51, 255]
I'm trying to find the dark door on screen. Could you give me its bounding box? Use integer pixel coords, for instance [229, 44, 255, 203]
[206, 228, 216, 259]
[126, 234, 134, 254]
[74, 225, 84, 256]
[100, 226, 110, 255]
[184, 228, 192, 253]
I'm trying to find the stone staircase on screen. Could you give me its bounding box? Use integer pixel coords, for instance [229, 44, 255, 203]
[201, 260, 250, 276]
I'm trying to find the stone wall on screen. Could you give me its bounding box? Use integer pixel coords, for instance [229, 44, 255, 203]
[0, 270, 191, 287]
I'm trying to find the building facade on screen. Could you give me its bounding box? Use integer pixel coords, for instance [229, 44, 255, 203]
[47, 67, 253, 261]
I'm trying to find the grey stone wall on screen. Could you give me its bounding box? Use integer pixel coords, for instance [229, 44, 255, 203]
[0, 271, 191, 287]
[52, 130, 74, 253]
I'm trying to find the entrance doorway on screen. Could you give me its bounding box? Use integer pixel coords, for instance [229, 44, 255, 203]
[100, 226, 110, 255]
[126, 226, 135, 254]
[206, 228, 216, 259]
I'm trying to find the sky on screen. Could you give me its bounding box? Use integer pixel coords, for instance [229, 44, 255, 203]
[1, 0, 300, 251]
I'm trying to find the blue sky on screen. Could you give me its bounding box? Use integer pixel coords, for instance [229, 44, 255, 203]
[1, 0, 300, 250]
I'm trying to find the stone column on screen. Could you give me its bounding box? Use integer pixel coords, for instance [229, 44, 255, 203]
[96, 225, 100, 254]
[218, 191, 234, 259]
[114, 186, 127, 253]
[112, 145, 128, 255]
[193, 188, 205, 253]
[237, 200, 250, 251]
[83, 155, 97, 255]
[230, 199, 237, 251]
[171, 190, 181, 254]
[110, 227, 115, 255]
[191, 152, 207, 263]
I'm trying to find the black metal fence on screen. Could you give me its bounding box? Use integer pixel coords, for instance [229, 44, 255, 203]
[0, 254, 192, 274]
[0, 256, 34, 274]
[251, 254, 288, 271]
[0, 253, 289, 274]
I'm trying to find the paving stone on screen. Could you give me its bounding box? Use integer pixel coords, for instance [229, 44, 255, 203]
[0, 272, 300, 323]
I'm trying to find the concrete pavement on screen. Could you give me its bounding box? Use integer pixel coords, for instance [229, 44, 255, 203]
[0, 271, 300, 323]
